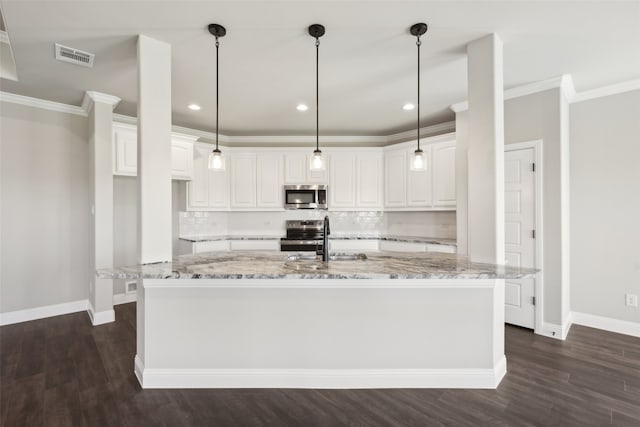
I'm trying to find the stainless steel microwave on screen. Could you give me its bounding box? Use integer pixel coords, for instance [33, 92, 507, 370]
[284, 185, 328, 209]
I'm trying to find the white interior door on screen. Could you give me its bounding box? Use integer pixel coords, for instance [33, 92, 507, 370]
[504, 148, 536, 329]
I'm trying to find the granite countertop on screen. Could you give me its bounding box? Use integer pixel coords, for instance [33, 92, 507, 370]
[180, 234, 456, 246]
[97, 251, 536, 280]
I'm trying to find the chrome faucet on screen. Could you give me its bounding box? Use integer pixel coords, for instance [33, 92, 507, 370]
[317, 215, 330, 262]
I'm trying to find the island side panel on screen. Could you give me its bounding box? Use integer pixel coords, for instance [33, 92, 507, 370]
[136, 278, 505, 389]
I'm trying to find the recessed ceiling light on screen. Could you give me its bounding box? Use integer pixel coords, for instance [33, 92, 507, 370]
[188, 104, 201, 111]
[402, 103, 415, 111]
[296, 104, 309, 111]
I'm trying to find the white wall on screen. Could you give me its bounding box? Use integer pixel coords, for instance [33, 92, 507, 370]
[0, 102, 90, 313]
[456, 88, 570, 327]
[570, 90, 640, 323]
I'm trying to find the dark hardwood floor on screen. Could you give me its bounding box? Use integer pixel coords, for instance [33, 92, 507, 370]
[1, 303, 639, 426]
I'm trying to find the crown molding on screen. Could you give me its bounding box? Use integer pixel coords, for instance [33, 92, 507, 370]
[449, 75, 574, 113]
[81, 91, 121, 113]
[386, 121, 456, 143]
[2, 90, 455, 145]
[571, 78, 640, 104]
[0, 91, 87, 116]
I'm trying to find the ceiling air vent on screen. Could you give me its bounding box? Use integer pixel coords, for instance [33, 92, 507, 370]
[54, 43, 94, 68]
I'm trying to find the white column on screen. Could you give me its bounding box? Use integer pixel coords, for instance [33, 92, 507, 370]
[86, 91, 120, 325]
[137, 35, 172, 264]
[466, 34, 505, 265]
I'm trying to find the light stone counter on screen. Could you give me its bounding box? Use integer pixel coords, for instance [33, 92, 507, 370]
[98, 250, 535, 281]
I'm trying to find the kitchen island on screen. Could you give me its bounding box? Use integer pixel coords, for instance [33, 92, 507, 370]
[99, 251, 536, 389]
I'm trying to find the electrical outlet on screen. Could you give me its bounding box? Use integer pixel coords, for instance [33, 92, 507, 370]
[625, 294, 638, 307]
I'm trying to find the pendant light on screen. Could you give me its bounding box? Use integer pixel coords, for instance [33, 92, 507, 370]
[309, 24, 326, 171]
[410, 23, 428, 171]
[208, 23, 226, 170]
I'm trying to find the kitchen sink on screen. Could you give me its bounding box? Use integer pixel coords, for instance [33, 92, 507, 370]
[285, 253, 368, 262]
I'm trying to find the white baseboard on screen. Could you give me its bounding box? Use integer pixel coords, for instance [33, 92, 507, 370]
[540, 316, 572, 340]
[134, 355, 507, 390]
[113, 292, 136, 305]
[571, 312, 640, 338]
[0, 299, 88, 326]
[86, 301, 115, 326]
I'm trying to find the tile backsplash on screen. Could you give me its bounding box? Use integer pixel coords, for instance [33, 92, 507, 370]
[179, 210, 455, 238]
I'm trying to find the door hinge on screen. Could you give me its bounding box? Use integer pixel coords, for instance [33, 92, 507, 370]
[532, 229, 536, 239]
[532, 162, 536, 172]
[532, 296, 536, 306]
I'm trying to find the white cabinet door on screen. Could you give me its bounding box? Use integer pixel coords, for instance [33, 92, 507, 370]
[256, 153, 283, 208]
[329, 152, 356, 208]
[171, 139, 194, 180]
[187, 146, 211, 208]
[230, 153, 257, 208]
[432, 141, 456, 207]
[379, 241, 426, 252]
[207, 167, 229, 209]
[356, 152, 383, 209]
[284, 153, 306, 184]
[230, 240, 279, 251]
[384, 150, 406, 207]
[407, 147, 432, 207]
[113, 127, 137, 176]
[306, 153, 328, 183]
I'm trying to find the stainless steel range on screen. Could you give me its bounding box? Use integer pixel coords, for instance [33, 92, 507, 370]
[279, 220, 324, 252]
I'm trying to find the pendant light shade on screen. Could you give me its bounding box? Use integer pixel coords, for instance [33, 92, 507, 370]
[208, 23, 226, 170]
[309, 24, 326, 171]
[409, 22, 428, 171]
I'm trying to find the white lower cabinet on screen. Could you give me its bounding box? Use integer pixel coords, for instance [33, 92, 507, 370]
[192, 240, 230, 253]
[329, 240, 379, 252]
[426, 244, 456, 254]
[229, 240, 279, 251]
[379, 241, 426, 252]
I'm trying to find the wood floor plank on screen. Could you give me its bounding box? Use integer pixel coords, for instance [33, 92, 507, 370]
[1, 302, 639, 426]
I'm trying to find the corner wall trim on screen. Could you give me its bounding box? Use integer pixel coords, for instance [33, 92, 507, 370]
[0, 299, 88, 326]
[571, 312, 640, 338]
[86, 301, 115, 326]
[540, 319, 571, 340]
[134, 355, 507, 389]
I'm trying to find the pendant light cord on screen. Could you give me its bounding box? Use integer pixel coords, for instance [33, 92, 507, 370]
[315, 37, 320, 152]
[215, 37, 220, 151]
[416, 34, 421, 151]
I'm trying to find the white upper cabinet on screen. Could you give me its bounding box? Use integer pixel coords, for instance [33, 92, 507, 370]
[284, 152, 306, 184]
[170, 135, 195, 180]
[187, 144, 229, 210]
[113, 125, 137, 176]
[112, 123, 196, 180]
[230, 153, 257, 208]
[283, 152, 327, 184]
[384, 136, 456, 210]
[356, 151, 384, 209]
[407, 146, 432, 207]
[256, 153, 283, 208]
[432, 141, 456, 208]
[328, 151, 383, 210]
[306, 153, 328, 183]
[329, 152, 357, 209]
[384, 149, 406, 207]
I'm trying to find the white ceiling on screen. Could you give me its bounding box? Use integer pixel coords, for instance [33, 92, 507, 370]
[1, 0, 639, 136]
